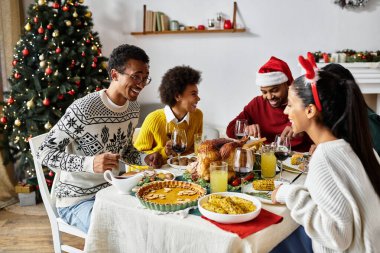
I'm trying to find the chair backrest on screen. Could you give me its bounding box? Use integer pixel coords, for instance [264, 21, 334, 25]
[29, 133, 59, 218]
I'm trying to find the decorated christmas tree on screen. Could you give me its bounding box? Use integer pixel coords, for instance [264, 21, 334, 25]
[1, 0, 109, 180]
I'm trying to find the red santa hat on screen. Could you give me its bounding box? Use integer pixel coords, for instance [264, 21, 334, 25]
[256, 56, 294, 87]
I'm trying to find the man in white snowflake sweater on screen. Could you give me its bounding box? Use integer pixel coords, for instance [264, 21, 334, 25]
[37, 44, 162, 233]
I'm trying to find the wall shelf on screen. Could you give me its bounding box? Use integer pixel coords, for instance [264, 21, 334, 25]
[131, 28, 246, 36]
[131, 2, 246, 36]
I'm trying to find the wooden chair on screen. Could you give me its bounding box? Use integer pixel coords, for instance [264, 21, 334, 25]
[29, 134, 86, 253]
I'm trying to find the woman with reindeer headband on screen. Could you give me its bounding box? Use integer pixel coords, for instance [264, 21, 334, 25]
[272, 53, 380, 252]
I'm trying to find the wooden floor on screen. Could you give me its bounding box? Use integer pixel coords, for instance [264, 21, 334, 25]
[0, 209, 84, 253]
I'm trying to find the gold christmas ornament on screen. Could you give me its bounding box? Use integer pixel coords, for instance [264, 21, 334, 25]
[14, 119, 21, 127]
[38, 0, 46, 5]
[101, 61, 108, 69]
[44, 121, 52, 130]
[52, 30, 59, 37]
[73, 11, 78, 18]
[91, 45, 98, 51]
[26, 99, 35, 109]
[79, 0, 84, 3]
[25, 23, 31, 31]
[85, 11, 92, 18]
[65, 20, 72, 26]
[15, 136, 20, 143]
[39, 60, 46, 68]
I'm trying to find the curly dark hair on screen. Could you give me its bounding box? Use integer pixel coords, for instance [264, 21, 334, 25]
[159, 66, 201, 107]
[107, 44, 149, 78]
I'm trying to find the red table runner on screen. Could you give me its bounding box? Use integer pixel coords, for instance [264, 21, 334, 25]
[202, 208, 283, 239]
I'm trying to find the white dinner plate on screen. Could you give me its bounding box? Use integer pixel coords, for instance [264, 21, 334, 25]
[242, 180, 288, 204]
[282, 157, 308, 174]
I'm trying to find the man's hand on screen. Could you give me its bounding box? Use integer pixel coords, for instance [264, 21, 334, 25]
[93, 152, 120, 173]
[165, 140, 175, 156]
[245, 124, 261, 138]
[145, 152, 163, 168]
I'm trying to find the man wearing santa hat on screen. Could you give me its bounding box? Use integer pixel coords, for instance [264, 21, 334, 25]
[226, 56, 312, 152]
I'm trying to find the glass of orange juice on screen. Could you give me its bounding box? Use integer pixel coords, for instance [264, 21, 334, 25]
[261, 145, 277, 179]
[210, 161, 228, 193]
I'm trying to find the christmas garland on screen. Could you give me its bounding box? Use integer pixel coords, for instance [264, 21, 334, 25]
[312, 50, 380, 63]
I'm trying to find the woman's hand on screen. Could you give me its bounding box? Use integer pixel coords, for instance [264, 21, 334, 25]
[271, 185, 281, 204]
[165, 140, 174, 156]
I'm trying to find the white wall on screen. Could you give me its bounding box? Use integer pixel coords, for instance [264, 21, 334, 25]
[86, 0, 380, 130]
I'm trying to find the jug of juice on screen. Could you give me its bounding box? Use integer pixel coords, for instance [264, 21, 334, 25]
[261, 145, 277, 179]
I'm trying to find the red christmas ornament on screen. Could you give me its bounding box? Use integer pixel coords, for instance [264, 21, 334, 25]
[95, 87, 101, 91]
[62, 5, 69, 11]
[45, 67, 53, 75]
[81, 51, 85, 57]
[86, 39, 90, 44]
[47, 23, 53, 30]
[57, 94, 64, 100]
[22, 48, 29, 56]
[91, 62, 97, 68]
[97, 48, 102, 54]
[75, 3, 79, 6]
[55, 47, 61, 53]
[52, 2, 60, 9]
[49, 170, 54, 177]
[43, 98, 50, 106]
[38, 26, 44, 34]
[75, 80, 81, 86]
[7, 97, 15, 104]
[44, 35, 48, 41]
[14, 72, 21, 79]
[12, 59, 17, 66]
[68, 90, 75, 96]
[33, 17, 39, 23]
[93, 57, 98, 63]
[0, 117, 7, 124]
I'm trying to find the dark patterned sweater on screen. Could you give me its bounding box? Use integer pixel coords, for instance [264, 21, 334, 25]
[37, 90, 143, 207]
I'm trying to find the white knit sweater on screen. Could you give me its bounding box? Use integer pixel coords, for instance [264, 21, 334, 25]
[37, 90, 144, 207]
[276, 139, 380, 252]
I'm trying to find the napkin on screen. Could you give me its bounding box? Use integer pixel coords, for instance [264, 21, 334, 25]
[202, 208, 283, 238]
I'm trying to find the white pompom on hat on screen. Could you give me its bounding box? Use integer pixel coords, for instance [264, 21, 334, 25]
[256, 56, 294, 87]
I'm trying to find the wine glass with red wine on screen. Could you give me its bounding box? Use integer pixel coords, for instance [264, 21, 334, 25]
[235, 119, 248, 139]
[171, 128, 187, 163]
[233, 148, 254, 192]
[273, 135, 291, 182]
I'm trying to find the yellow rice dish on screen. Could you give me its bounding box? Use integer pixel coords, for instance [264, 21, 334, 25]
[201, 195, 256, 214]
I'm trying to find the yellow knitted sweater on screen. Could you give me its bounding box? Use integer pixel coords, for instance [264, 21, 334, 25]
[134, 108, 203, 159]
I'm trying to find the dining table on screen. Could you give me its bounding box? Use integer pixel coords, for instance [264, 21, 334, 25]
[84, 167, 306, 253]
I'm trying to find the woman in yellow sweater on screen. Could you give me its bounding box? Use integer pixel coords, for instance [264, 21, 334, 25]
[134, 66, 203, 160]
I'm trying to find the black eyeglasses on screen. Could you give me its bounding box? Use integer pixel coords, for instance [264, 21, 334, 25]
[122, 72, 152, 85]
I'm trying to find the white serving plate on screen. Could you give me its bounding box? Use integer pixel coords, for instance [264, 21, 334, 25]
[198, 192, 262, 224]
[167, 154, 197, 170]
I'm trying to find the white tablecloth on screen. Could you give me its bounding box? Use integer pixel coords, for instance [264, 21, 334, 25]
[84, 169, 305, 253]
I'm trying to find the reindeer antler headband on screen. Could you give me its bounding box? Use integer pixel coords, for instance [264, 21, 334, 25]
[298, 53, 322, 112]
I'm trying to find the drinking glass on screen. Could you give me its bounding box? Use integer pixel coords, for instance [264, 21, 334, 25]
[166, 122, 175, 140]
[194, 133, 203, 155]
[210, 161, 228, 193]
[273, 135, 291, 182]
[233, 148, 254, 192]
[235, 119, 248, 139]
[260, 145, 277, 179]
[171, 128, 187, 161]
